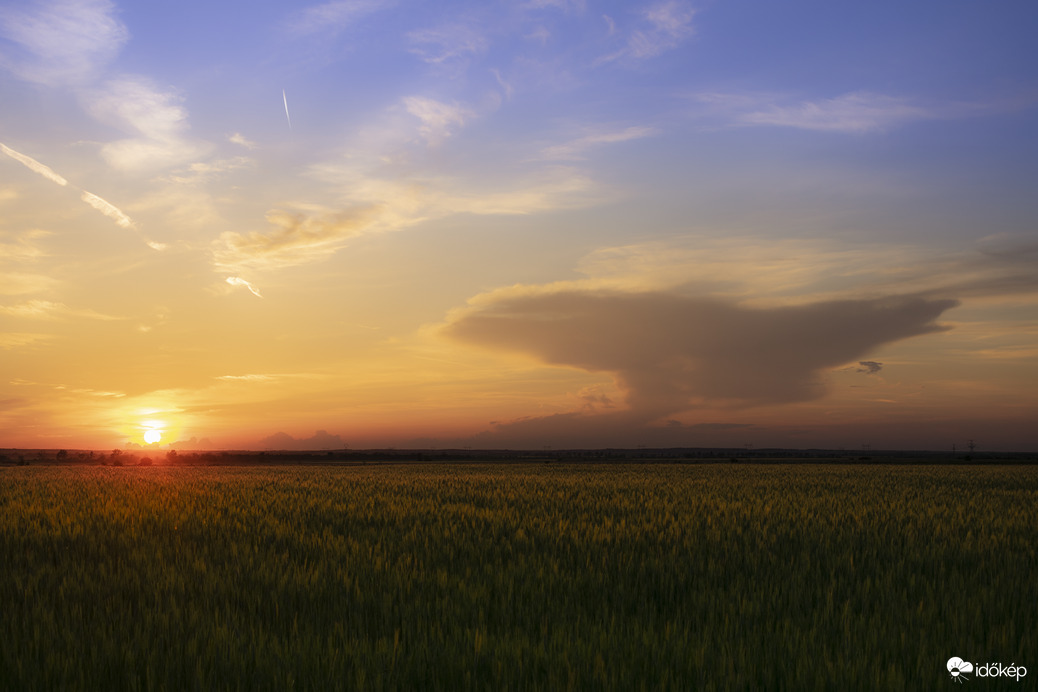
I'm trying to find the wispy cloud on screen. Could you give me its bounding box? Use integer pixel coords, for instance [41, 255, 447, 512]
[225, 277, 263, 298]
[167, 157, 255, 185]
[404, 96, 474, 145]
[538, 125, 657, 160]
[523, 0, 587, 10]
[80, 191, 134, 228]
[0, 0, 128, 86]
[407, 23, 488, 65]
[0, 299, 120, 321]
[89, 76, 209, 171]
[0, 142, 68, 186]
[697, 91, 933, 133]
[0, 273, 59, 296]
[600, 1, 695, 63]
[309, 160, 600, 226]
[1, 141, 143, 232]
[214, 207, 379, 272]
[433, 167, 596, 215]
[228, 133, 257, 149]
[0, 333, 53, 349]
[215, 374, 275, 382]
[289, 0, 392, 36]
[0, 230, 50, 263]
[571, 234, 1038, 304]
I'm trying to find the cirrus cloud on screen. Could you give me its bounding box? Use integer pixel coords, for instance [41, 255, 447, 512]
[0, 0, 127, 86]
[214, 206, 381, 273]
[695, 91, 935, 134]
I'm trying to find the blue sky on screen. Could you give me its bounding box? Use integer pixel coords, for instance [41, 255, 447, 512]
[2, 0, 1037, 450]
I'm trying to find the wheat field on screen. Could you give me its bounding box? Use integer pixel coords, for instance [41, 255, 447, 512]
[1, 463, 1034, 690]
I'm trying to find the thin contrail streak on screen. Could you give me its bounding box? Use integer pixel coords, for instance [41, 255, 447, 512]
[283, 89, 292, 131]
[0, 141, 68, 186]
[80, 191, 135, 228]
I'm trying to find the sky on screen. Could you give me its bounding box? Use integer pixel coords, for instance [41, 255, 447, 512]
[1, 0, 1037, 452]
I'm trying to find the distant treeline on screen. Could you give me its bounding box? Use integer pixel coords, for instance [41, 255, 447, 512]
[2, 447, 1036, 466]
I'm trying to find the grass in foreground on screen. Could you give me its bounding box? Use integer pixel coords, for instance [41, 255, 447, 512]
[0, 463, 1035, 691]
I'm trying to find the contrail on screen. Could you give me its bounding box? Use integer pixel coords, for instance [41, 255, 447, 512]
[283, 89, 292, 131]
[0, 142, 162, 247]
[81, 191, 134, 228]
[0, 141, 68, 186]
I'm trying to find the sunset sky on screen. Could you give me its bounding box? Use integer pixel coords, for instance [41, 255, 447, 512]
[2, 0, 1037, 451]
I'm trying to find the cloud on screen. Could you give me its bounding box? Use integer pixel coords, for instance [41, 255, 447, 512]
[0, 0, 128, 86]
[404, 96, 474, 144]
[600, 1, 695, 63]
[459, 409, 759, 450]
[225, 276, 263, 298]
[0, 299, 120, 320]
[575, 385, 615, 411]
[168, 436, 215, 450]
[0, 273, 59, 296]
[565, 233, 1038, 305]
[523, 0, 586, 10]
[0, 143, 153, 242]
[228, 132, 256, 149]
[435, 166, 597, 215]
[856, 361, 883, 375]
[0, 230, 50, 263]
[258, 429, 346, 450]
[444, 289, 957, 419]
[214, 207, 379, 272]
[89, 76, 209, 171]
[215, 374, 274, 382]
[0, 332, 53, 349]
[213, 164, 598, 277]
[407, 23, 488, 65]
[538, 125, 657, 160]
[0, 143, 143, 232]
[0, 141, 69, 186]
[697, 91, 933, 133]
[289, 0, 391, 37]
[310, 159, 598, 220]
[80, 190, 134, 228]
[634, 1, 696, 56]
[167, 157, 255, 185]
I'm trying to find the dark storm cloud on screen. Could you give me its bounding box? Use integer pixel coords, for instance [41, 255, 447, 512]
[445, 290, 957, 419]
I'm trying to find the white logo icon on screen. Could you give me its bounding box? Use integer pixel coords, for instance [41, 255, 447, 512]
[948, 657, 974, 683]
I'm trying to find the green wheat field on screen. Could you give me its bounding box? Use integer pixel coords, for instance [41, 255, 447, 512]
[1, 463, 1035, 690]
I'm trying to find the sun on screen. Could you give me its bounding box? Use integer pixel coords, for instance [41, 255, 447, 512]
[144, 429, 162, 445]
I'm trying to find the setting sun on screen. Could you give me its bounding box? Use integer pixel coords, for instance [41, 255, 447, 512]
[144, 430, 162, 445]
